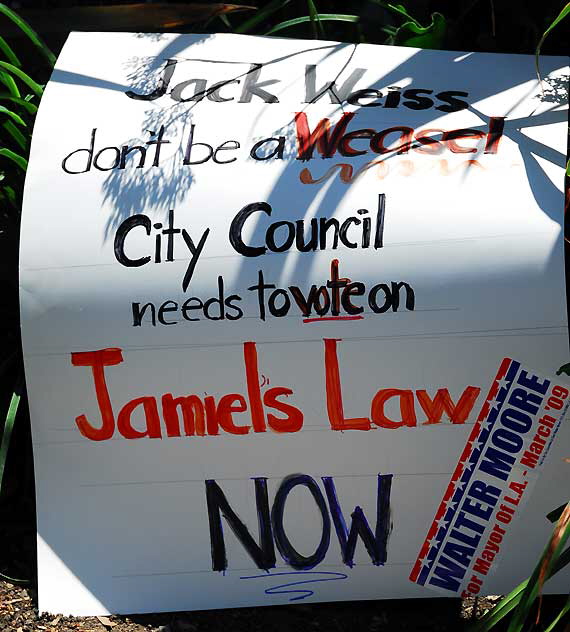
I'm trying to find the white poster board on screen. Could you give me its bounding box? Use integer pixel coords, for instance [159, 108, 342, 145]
[20, 32, 569, 615]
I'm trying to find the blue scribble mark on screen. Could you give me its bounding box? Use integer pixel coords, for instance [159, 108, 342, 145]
[239, 571, 348, 601]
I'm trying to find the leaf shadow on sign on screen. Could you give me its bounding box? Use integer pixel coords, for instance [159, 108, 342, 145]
[106, 33, 216, 238]
[97, 36, 344, 240]
[224, 49, 568, 301]
[93, 36, 568, 284]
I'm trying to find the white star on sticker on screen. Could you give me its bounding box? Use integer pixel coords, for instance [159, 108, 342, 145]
[420, 557, 432, 570]
[476, 439, 486, 451]
[487, 397, 501, 412]
[496, 376, 510, 391]
[463, 461, 474, 472]
[427, 537, 438, 549]
[444, 498, 457, 511]
[435, 517, 448, 530]
[452, 480, 465, 493]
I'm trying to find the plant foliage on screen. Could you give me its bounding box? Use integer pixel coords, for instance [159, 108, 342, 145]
[0, 3, 54, 582]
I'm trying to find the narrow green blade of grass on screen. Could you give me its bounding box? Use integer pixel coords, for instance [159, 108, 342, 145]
[2, 121, 27, 151]
[0, 70, 20, 98]
[507, 504, 570, 632]
[470, 546, 570, 631]
[0, 93, 37, 114]
[395, 12, 446, 49]
[535, 2, 570, 80]
[235, 0, 292, 33]
[0, 61, 43, 97]
[470, 580, 528, 631]
[369, 0, 420, 26]
[0, 3, 56, 67]
[266, 14, 359, 35]
[219, 13, 232, 28]
[0, 182, 17, 207]
[0, 571, 30, 585]
[543, 595, 570, 632]
[0, 147, 27, 170]
[2, 119, 27, 150]
[0, 377, 22, 493]
[0, 104, 26, 126]
[306, 0, 325, 38]
[0, 35, 20, 66]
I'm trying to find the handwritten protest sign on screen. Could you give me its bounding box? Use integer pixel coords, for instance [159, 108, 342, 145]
[20, 33, 569, 615]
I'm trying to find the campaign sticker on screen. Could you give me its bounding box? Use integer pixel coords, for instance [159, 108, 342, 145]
[410, 358, 569, 596]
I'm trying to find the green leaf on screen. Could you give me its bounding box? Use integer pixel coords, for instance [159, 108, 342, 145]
[0, 376, 22, 494]
[235, 0, 293, 33]
[266, 14, 359, 35]
[0, 70, 20, 98]
[0, 35, 20, 66]
[556, 362, 570, 376]
[0, 147, 27, 170]
[0, 61, 43, 97]
[507, 504, 570, 632]
[535, 3, 570, 81]
[381, 25, 398, 35]
[0, 103, 26, 126]
[2, 119, 27, 150]
[543, 595, 570, 632]
[219, 13, 232, 28]
[0, 182, 17, 207]
[369, 1, 419, 25]
[394, 12, 446, 49]
[0, 3, 56, 67]
[0, 571, 30, 585]
[470, 580, 527, 631]
[0, 93, 37, 114]
[306, 0, 325, 38]
[470, 547, 570, 631]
